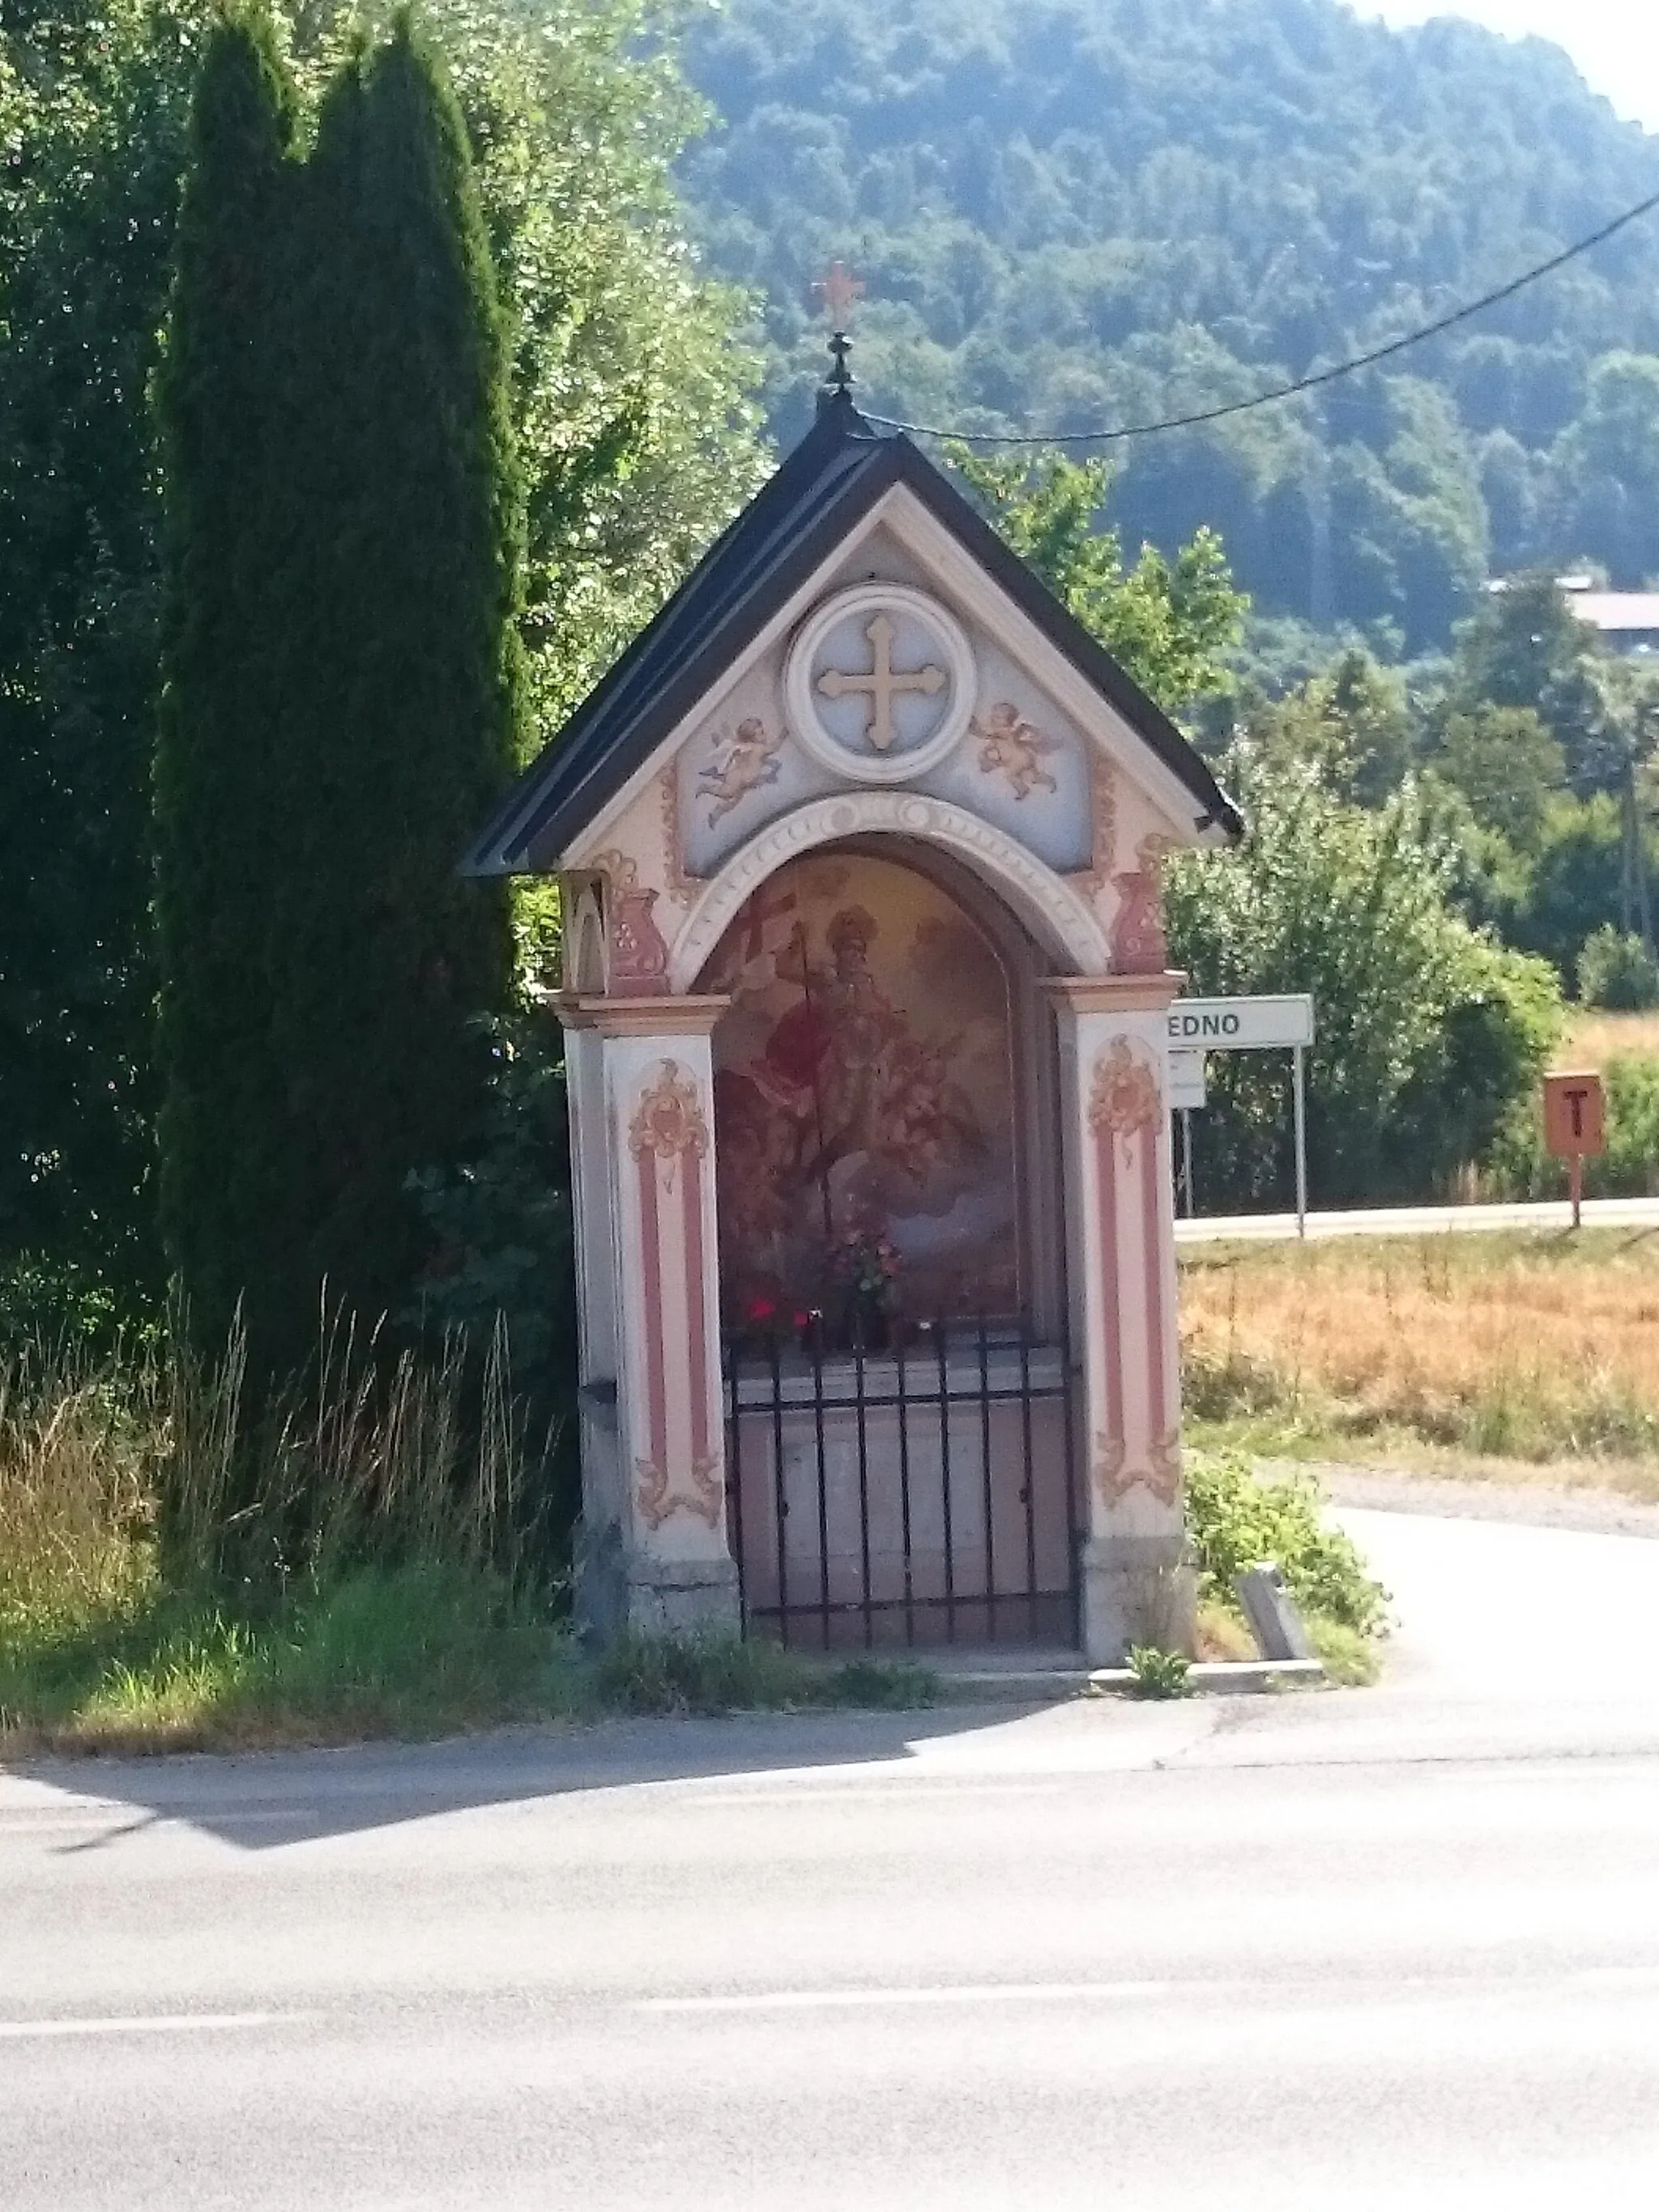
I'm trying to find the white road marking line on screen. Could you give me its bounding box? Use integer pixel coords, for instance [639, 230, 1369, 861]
[638, 1981, 1172, 2014]
[0, 2012, 290, 2041]
[642, 1967, 1659, 2018]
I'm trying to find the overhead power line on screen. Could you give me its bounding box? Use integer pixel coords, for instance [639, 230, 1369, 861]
[856, 182, 1659, 446]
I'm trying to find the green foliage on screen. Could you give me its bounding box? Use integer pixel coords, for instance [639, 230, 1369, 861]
[403, 1011, 578, 1537]
[1552, 353, 1659, 588]
[1230, 647, 1414, 805]
[949, 446, 1245, 705]
[1435, 705, 1566, 854]
[1124, 1644, 1192, 1698]
[1486, 1056, 1659, 1201]
[680, 0, 1659, 647]
[156, 12, 520, 1382]
[1, 0, 761, 1317]
[1304, 1617, 1379, 1688]
[0, 2, 201, 1312]
[1184, 1449, 1388, 1638]
[395, 0, 766, 740]
[1164, 748, 1563, 1207]
[1444, 573, 1612, 791]
[153, 9, 301, 1370]
[0, 1558, 583, 1752]
[1513, 794, 1636, 978]
[1578, 927, 1659, 1012]
[0, 1314, 548, 1728]
[0, 1303, 938, 1747]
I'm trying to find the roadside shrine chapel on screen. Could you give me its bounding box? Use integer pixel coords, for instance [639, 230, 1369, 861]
[467, 352, 1242, 1666]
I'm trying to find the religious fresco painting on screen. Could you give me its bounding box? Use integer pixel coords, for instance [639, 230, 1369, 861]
[702, 853, 1019, 1327]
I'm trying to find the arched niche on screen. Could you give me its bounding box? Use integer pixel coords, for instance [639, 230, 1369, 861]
[692, 837, 1068, 1336]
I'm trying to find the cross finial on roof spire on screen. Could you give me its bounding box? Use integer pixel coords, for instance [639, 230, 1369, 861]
[812, 262, 864, 409]
[813, 260, 864, 326]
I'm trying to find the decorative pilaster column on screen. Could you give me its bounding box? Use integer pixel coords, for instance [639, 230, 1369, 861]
[1045, 974, 1193, 1663]
[558, 995, 737, 1642]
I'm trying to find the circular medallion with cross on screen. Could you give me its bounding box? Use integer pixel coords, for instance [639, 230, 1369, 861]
[785, 583, 975, 785]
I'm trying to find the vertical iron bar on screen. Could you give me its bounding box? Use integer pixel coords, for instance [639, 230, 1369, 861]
[768, 1328, 789, 1647]
[727, 1338, 747, 1635]
[977, 1306, 995, 1640]
[1060, 1308, 1081, 1651]
[897, 1323, 915, 1647]
[937, 1315, 955, 1643]
[1017, 1311, 1038, 1642]
[854, 1314, 873, 1649]
[812, 1316, 830, 1652]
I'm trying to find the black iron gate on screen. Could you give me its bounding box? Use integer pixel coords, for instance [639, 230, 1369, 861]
[723, 1314, 1080, 1652]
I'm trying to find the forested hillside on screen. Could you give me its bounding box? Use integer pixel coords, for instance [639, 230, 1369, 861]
[679, 0, 1659, 654]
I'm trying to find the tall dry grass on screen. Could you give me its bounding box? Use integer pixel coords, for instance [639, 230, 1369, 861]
[0, 1312, 532, 1647]
[1560, 1008, 1659, 1068]
[0, 1316, 560, 1753]
[0, 1321, 937, 1753]
[163, 1311, 529, 1588]
[1181, 1230, 1659, 1464]
[0, 1345, 164, 1635]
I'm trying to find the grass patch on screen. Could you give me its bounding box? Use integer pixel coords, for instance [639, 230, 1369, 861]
[592, 1634, 936, 1717]
[0, 1332, 937, 1758]
[1307, 1617, 1380, 1688]
[0, 1559, 575, 1755]
[0, 1573, 939, 1756]
[1181, 1228, 1659, 1468]
[1195, 1598, 1256, 1662]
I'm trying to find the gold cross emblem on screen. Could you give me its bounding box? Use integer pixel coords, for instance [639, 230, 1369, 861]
[817, 614, 947, 752]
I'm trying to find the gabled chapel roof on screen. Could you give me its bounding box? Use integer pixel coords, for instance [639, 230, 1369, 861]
[465, 390, 1243, 876]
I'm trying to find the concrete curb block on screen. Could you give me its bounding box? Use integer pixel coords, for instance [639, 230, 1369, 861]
[934, 1657, 1326, 1703]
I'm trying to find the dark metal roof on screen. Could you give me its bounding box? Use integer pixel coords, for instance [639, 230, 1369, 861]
[465, 392, 1242, 876]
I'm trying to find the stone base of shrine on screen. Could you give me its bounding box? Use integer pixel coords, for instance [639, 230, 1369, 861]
[1079, 1532, 1197, 1665]
[574, 1519, 742, 1645]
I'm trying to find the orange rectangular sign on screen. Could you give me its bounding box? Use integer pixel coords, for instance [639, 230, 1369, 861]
[1544, 1071, 1606, 1158]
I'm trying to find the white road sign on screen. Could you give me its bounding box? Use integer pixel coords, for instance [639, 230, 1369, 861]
[1167, 1049, 1207, 1110]
[1168, 995, 1314, 1051]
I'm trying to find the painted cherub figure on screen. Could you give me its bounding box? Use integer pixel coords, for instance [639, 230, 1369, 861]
[698, 715, 783, 826]
[975, 701, 1058, 800]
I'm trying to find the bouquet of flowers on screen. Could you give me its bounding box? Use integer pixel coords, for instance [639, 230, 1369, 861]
[829, 1225, 901, 1342]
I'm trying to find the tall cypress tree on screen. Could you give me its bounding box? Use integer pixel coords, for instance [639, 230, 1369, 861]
[156, 12, 518, 1383]
[153, 11, 300, 1365]
[258, 13, 520, 1375]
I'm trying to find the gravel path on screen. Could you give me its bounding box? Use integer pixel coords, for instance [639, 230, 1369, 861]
[1303, 1460, 1659, 1541]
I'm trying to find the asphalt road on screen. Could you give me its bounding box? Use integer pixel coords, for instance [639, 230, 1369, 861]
[1176, 1193, 1659, 1242]
[6, 1506, 1659, 2210]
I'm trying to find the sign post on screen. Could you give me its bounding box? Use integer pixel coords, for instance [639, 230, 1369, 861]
[1542, 1071, 1606, 1230]
[1168, 995, 1316, 1237]
[1166, 1049, 1207, 1221]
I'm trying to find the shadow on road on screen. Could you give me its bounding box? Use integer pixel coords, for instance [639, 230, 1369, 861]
[2, 1699, 1040, 1851]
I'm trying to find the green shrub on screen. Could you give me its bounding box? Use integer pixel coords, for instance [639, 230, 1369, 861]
[1486, 1055, 1659, 1198]
[1184, 1448, 1388, 1635]
[1125, 1644, 1192, 1698]
[1578, 927, 1659, 1011]
[1165, 752, 1562, 1208]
